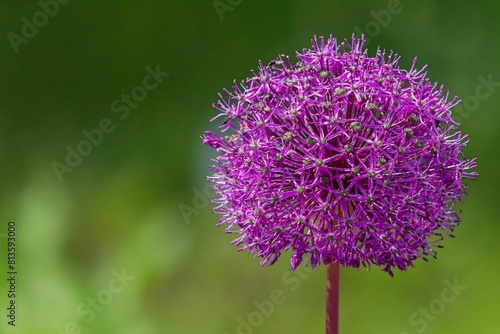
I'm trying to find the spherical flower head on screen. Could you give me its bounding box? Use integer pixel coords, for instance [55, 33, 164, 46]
[203, 35, 477, 276]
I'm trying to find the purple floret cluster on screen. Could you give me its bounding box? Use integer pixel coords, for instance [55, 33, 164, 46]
[203, 35, 477, 276]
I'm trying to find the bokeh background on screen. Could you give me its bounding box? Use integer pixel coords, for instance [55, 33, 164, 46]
[0, 1, 497, 333]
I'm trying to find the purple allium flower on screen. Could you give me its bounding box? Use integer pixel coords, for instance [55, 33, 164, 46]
[203, 35, 477, 276]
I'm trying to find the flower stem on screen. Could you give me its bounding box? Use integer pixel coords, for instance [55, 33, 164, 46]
[326, 261, 340, 334]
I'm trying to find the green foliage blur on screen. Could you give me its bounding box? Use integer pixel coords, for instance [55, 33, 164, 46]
[0, 1, 498, 333]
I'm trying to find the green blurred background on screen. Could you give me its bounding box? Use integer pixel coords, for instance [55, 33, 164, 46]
[0, 1, 497, 333]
